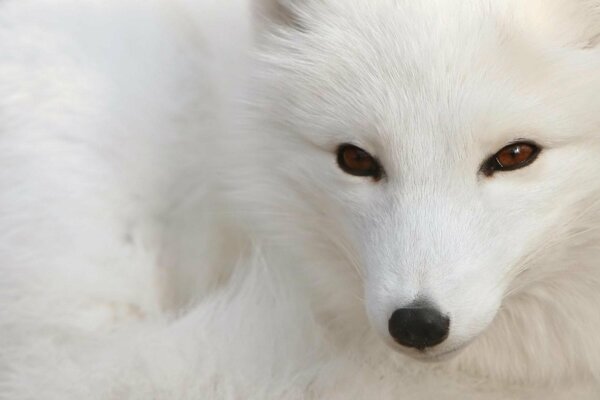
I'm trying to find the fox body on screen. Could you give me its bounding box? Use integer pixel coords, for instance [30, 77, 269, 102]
[0, 0, 600, 399]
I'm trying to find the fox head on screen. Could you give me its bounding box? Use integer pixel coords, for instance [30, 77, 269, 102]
[237, 0, 600, 362]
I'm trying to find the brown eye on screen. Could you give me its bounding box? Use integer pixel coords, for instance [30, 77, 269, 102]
[482, 141, 541, 176]
[337, 144, 383, 180]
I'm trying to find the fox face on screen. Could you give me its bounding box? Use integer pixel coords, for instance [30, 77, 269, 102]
[243, 0, 600, 360]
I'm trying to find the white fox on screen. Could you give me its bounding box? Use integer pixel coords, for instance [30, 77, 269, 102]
[1, 0, 600, 399]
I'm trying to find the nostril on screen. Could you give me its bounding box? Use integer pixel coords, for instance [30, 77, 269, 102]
[388, 304, 450, 350]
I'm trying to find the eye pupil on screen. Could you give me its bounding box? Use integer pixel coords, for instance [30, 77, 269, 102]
[496, 144, 534, 167]
[337, 144, 383, 180]
[345, 148, 368, 166]
[483, 141, 541, 176]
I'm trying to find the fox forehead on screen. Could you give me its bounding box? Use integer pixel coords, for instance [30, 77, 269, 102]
[261, 0, 598, 160]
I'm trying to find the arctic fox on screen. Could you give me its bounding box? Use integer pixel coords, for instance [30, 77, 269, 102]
[1, 0, 600, 399]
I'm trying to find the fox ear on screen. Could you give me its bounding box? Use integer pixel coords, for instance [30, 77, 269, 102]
[566, 0, 600, 48]
[525, 0, 600, 49]
[581, 1, 600, 48]
[252, 0, 304, 29]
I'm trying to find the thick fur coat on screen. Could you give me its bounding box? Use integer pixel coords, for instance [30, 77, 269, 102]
[1, 0, 600, 399]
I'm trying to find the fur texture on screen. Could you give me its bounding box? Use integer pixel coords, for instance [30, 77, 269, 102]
[0, 0, 600, 398]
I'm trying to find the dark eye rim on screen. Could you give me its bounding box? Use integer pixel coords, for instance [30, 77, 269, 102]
[336, 143, 385, 181]
[481, 140, 542, 177]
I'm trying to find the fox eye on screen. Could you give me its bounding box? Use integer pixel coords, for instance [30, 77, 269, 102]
[482, 141, 541, 176]
[337, 144, 383, 181]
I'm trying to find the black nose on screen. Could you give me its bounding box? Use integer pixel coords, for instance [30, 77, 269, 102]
[388, 304, 450, 350]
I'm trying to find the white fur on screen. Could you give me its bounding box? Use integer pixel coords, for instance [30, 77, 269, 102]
[1, 0, 600, 398]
